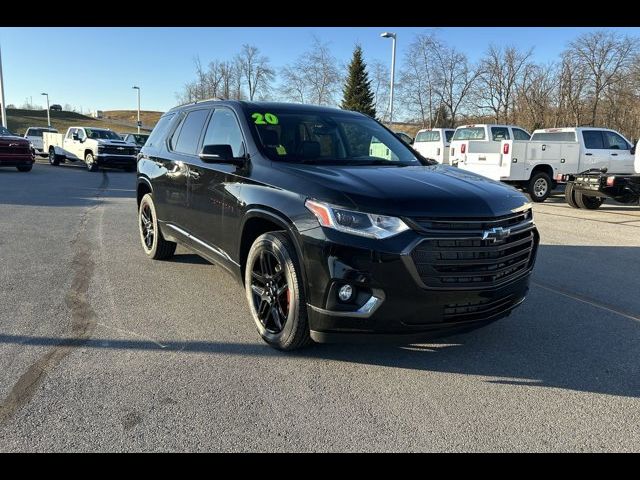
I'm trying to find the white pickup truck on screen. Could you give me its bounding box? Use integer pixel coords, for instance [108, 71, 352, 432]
[24, 127, 58, 157]
[413, 128, 455, 164]
[43, 126, 138, 172]
[555, 130, 639, 209]
[457, 126, 635, 202]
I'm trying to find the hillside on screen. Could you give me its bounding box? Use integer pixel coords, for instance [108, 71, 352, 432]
[102, 110, 163, 129]
[6, 109, 153, 136]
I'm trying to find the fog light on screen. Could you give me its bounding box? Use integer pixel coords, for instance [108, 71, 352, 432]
[338, 284, 354, 302]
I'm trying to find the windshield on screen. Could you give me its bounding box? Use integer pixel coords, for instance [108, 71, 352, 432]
[132, 134, 149, 146]
[85, 129, 122, 140]
[0, 126, 15, 136]
[245, 108, 425, 166]
[452, 127, 486, 141]
[26, 128, 57, 137]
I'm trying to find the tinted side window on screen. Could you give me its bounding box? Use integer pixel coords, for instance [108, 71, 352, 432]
[415, 131, 440, 142]
[583, 130, 604, 149]
[604, 131, 629, 150]
[146, 114, 175, 148]
[445, 131, 454, 143]
[201, 108, 245, 157]
[173, 109, 210, 155]
[491, 127, 510, 141]
[513, 129, 531, 141]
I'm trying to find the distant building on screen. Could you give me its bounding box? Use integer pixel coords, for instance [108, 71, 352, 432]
[92, 110, 104, 118]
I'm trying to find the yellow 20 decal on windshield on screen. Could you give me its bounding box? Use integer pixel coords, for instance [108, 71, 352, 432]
[252, 113, 279, 125]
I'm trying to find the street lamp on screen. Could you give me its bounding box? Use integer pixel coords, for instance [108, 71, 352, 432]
[380, 32, 397, 126]
[41, 92, 51, 128]
[132, 86, 141, 134]
[0, 44, 7, 128]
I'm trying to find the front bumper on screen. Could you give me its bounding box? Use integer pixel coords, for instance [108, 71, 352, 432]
[0, 154, 35, 167]
[299, 222, 538, 343]
[95, 154, 137, 168]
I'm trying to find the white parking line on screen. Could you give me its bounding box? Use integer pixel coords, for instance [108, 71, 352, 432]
[532, 281, 640, 322]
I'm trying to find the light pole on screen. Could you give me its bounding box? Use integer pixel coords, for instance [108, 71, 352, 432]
[380, 32, 397, 126]
[132, 86, 141, 133]
[0, 44, 7, 128]
[41, 92, 51, 128]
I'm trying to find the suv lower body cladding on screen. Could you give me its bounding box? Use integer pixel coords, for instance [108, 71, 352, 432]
[300, 209, 539, 344]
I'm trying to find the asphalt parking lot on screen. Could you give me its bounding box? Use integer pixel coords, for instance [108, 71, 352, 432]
[0, 159, 639, 452]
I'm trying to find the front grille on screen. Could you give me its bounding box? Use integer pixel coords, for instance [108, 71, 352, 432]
[100, 146, 136, 156]
[443, 295, 518, 322]
[411, 209, 532, 234]
[409, 210, 537, 290]
[0, 145, 30, 155]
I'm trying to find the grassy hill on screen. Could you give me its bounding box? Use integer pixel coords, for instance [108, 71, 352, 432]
[103, 110, 163, 129]
[6, 109, 153, 136]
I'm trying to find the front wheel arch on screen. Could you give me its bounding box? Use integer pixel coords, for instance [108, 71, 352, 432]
[239, 209, 307, 291]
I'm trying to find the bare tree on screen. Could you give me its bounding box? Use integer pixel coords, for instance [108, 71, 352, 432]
[398, 32, 440, 127]
[370, 60, 390, 121]
[280, 37, 341, 105]
[517, 62, 558, 130]
[236, 44, 275, 101]
[567, 30, 638, 126]
[432, 45, 479, 127]
[474, 45, 532, 123]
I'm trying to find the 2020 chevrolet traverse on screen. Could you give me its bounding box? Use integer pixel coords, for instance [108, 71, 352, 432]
[136, 100, 539, 350]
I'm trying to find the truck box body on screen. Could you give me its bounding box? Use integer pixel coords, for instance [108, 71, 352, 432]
[413, 128, 455, 164]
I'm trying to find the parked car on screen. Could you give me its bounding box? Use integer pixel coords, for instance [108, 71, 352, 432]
[458, 126, 634, 202]
[0, 126, 35, 172]
[555, 132, 640, 209]
[24, 126, 58, 157]
[136, 100, 539, 351]
[50, 104, 62, 112]
[121, 132, 150, 148]
[43, 126, 137, 172]
[413, 128, 455, 164]
[394, 131, 414, 145]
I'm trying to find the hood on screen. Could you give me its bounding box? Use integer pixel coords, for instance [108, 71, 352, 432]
[273, 163, 530, 218]
[0, 135, 30, 146]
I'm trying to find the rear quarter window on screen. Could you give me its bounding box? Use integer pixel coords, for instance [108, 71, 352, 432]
[415, 131, 440, 142]
[452, 127, 486, 141]
[530, 132, 576, 142]
[146, 113, 176, 149]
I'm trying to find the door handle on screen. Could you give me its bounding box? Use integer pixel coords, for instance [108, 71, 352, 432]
[585, 153, 592, 156]
[611, 153, 618, 156]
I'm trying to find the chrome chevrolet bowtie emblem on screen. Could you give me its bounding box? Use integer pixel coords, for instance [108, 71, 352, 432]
[117, 147, 124, 150]
[482, 227, 511, 242]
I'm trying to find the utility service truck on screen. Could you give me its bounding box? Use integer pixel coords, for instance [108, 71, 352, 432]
[413, 128, 455, 164]
[454, 126, 635, 203]
[43, 126, 138, 172]
[556, 132, 640, 210]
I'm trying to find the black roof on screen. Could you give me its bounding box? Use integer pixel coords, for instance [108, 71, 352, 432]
[167, 99, 360, 117]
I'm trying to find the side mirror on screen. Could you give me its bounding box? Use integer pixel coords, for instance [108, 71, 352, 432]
[631, 146, 636, 155]
[199, 144, 244, 165]
[72, 133, 79, 141]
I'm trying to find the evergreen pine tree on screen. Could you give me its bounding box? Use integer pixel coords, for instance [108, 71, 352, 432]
[341, 45, 376, 118]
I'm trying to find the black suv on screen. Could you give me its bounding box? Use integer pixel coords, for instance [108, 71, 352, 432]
[137, 101, 539, 350]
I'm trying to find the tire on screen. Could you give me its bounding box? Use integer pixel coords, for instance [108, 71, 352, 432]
[245, 232, 312, 351]
[49, 148, 60, 166]
[85, 152, 98, 172]
[138, 193, 176, 260]
[16, 165, 32, 172]
[565, 183, 580, 208]
[575, 192, 605, 210]
[527, 172, 552, 202]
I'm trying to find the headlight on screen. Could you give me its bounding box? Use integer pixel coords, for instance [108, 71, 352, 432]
[305, 199, 409, 239]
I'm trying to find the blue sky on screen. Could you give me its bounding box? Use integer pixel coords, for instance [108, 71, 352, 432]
[1, 27, 639, 113]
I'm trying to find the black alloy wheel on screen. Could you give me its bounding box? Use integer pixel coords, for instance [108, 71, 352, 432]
[249, 249, 290, 334]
